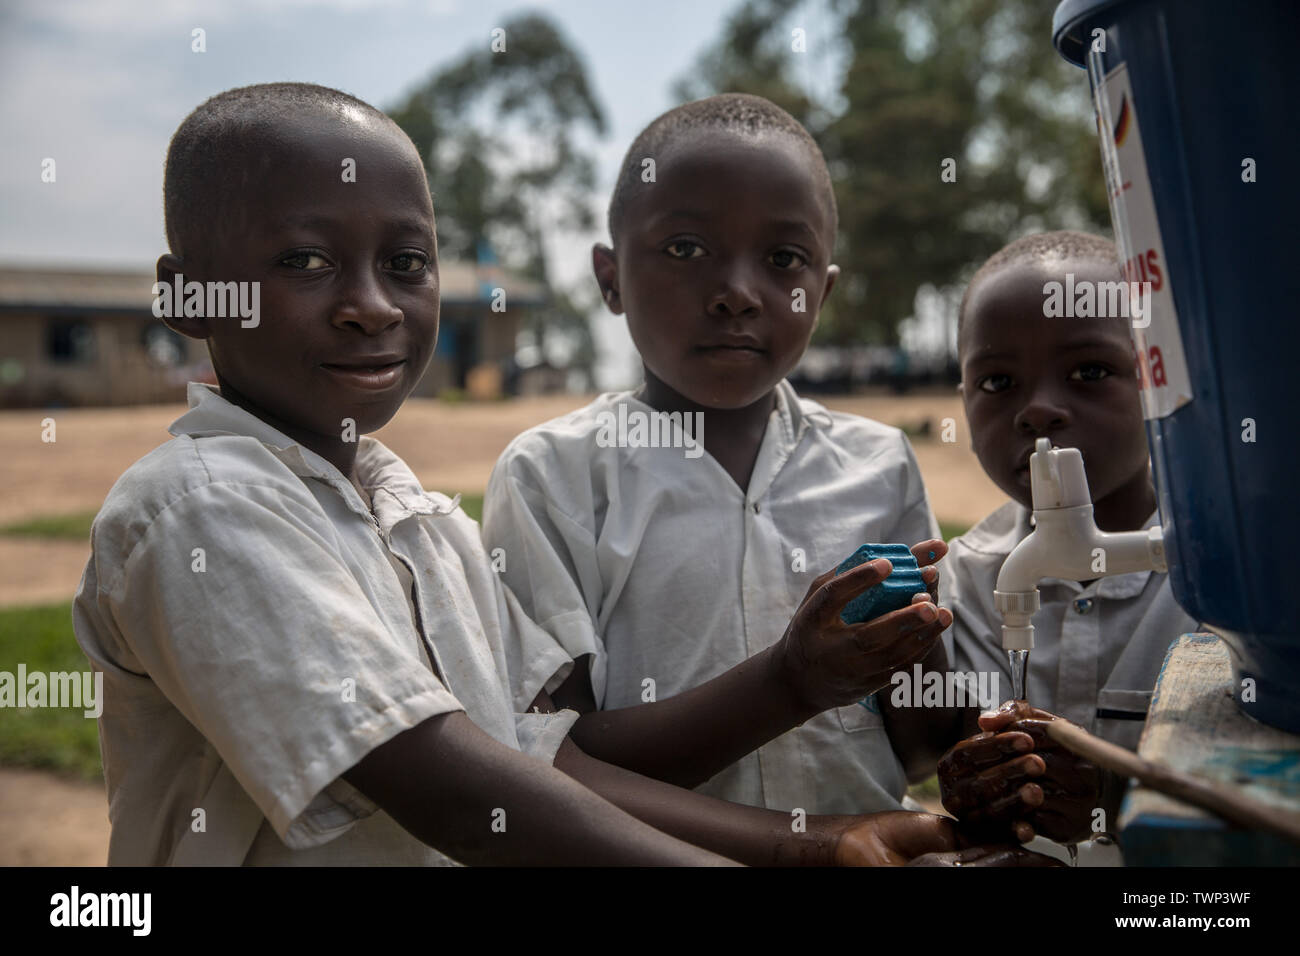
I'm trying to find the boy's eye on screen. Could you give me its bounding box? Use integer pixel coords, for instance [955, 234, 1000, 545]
[1070, 363, 1112, 382]
[978, 373, 1013, 394]
[387, 252, 428, 273]
[281, 251, 329, 271]
[768, 249, 807, 270]
[664, 240, 705, 260]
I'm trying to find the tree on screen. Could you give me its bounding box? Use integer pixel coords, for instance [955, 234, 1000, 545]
[672, 0, 822, 128]
[387, 12, 607, 388]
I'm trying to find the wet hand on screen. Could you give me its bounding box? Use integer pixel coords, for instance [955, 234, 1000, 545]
[938, 701, 1102, 844]
[833, 812, 961, 866]
[907, 844, 1066, 867]
[833, 811, 1063, 866]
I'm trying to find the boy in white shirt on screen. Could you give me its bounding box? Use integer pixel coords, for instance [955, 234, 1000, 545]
[483, 94, 954, 815]
[933, 232, 1197, 848]
[76, 82, 1024, 866]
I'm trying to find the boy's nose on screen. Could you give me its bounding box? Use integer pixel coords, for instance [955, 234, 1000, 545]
[706, 263, 762, 317]
[1014, 395, 1071, 435]
[331, 270, 404, 335]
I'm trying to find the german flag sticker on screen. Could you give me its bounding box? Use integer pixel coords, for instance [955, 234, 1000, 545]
[1113, 94, 1131, 147]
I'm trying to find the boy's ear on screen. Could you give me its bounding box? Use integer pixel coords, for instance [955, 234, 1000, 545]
[155, 253, 213, 340]
[818, 263, 840, 311]
[592, 243, 623, 315]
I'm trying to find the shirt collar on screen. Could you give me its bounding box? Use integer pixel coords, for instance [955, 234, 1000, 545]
[960, 499, 1158, 597]
[612, 379, 822, 446]
[778, 378, 835, 439]
[169, 383, 457, 534]
[605, 380, 824, 500]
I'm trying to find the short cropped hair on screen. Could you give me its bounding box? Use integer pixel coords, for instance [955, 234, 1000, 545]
[163, 82, 402, 262]
[606, 93, 837, 246]
[957, 230, 1119, 355]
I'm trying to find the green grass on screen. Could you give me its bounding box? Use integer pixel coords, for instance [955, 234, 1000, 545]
[938, 520, 970, 543]
[0, 511, 96, 541]
[0, 496, 487, 542]
[0, 602, 102, 781]
[909, 775, 941, 800]
[456, 492, 483, 523]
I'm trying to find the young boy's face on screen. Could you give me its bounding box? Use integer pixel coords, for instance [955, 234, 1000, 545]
[960, 257, 1149, 511]
[168, 111, 438, 445]
[598, 130, 837, 409]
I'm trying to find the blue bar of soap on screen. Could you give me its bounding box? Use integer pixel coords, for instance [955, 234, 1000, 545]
[835, 543, 928, 624]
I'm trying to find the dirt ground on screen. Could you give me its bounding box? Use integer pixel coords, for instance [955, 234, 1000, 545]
[0, 767, 110, 866]
[0, 388, 998, 865]
[0, 389, 1002, 604]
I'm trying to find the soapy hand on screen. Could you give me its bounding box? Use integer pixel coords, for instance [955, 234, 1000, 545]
[775, 540, 952, 713]
[832, 811, 1063, 867]
[936, 700, 1102, 844]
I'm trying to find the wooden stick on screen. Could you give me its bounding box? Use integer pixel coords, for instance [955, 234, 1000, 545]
[1043, 718, 1300, 846]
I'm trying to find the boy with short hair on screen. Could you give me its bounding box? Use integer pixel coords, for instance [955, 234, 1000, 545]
[483, 94, 954, 815]
[75, 82, 1014, 866]
[933, 231, 1197, 848]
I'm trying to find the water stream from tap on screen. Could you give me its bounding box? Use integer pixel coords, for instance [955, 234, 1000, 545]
[1008, 649, 1029, 701]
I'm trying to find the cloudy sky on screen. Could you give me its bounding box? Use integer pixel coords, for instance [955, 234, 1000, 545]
[2, 0, 833, 387]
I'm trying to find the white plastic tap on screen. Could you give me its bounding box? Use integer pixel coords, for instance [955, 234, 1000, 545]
[995, 438, 1168, 653]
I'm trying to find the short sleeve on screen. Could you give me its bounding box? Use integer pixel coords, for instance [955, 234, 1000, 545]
[494, 573, 576, 713]
[483, 458, 607, 692]
[101, 481, 463, 847]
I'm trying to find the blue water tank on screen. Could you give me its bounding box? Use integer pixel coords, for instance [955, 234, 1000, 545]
[1054, 0, 1300, 731]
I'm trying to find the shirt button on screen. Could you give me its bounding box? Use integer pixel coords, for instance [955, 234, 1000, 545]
[1074, 597, 1094, 614]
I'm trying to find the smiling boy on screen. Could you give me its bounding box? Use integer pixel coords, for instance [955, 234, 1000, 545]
[71, 82, 1017, 867]
[483, 94, 954, 813]
[74, 83, 666, 866]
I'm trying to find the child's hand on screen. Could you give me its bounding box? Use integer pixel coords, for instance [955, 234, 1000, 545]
[937, 701, 1102, 844]
[775, 547, 952, 713]
[832, 811, 1062, 866]
[911, 538, 946, 604]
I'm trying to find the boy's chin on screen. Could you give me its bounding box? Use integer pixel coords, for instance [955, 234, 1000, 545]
[684, 379, 781, 411]
[304, 393, 408, 439]
[346, 401, 406, 435]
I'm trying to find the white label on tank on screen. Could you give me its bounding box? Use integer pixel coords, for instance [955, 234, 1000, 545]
[1092, 60, 1194, 420]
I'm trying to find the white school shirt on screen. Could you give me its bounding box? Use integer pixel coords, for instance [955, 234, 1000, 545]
[482, 380, 940, 814]
[74, 383, 576, 866]
[942, 500, 1198, 753]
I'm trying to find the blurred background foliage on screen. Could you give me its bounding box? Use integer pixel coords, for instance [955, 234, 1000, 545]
[388, 0, 1110, 381]
[388, 12, 606, 389]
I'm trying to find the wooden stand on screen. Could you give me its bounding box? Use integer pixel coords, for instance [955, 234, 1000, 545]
[1119, 633, 1300, 865]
